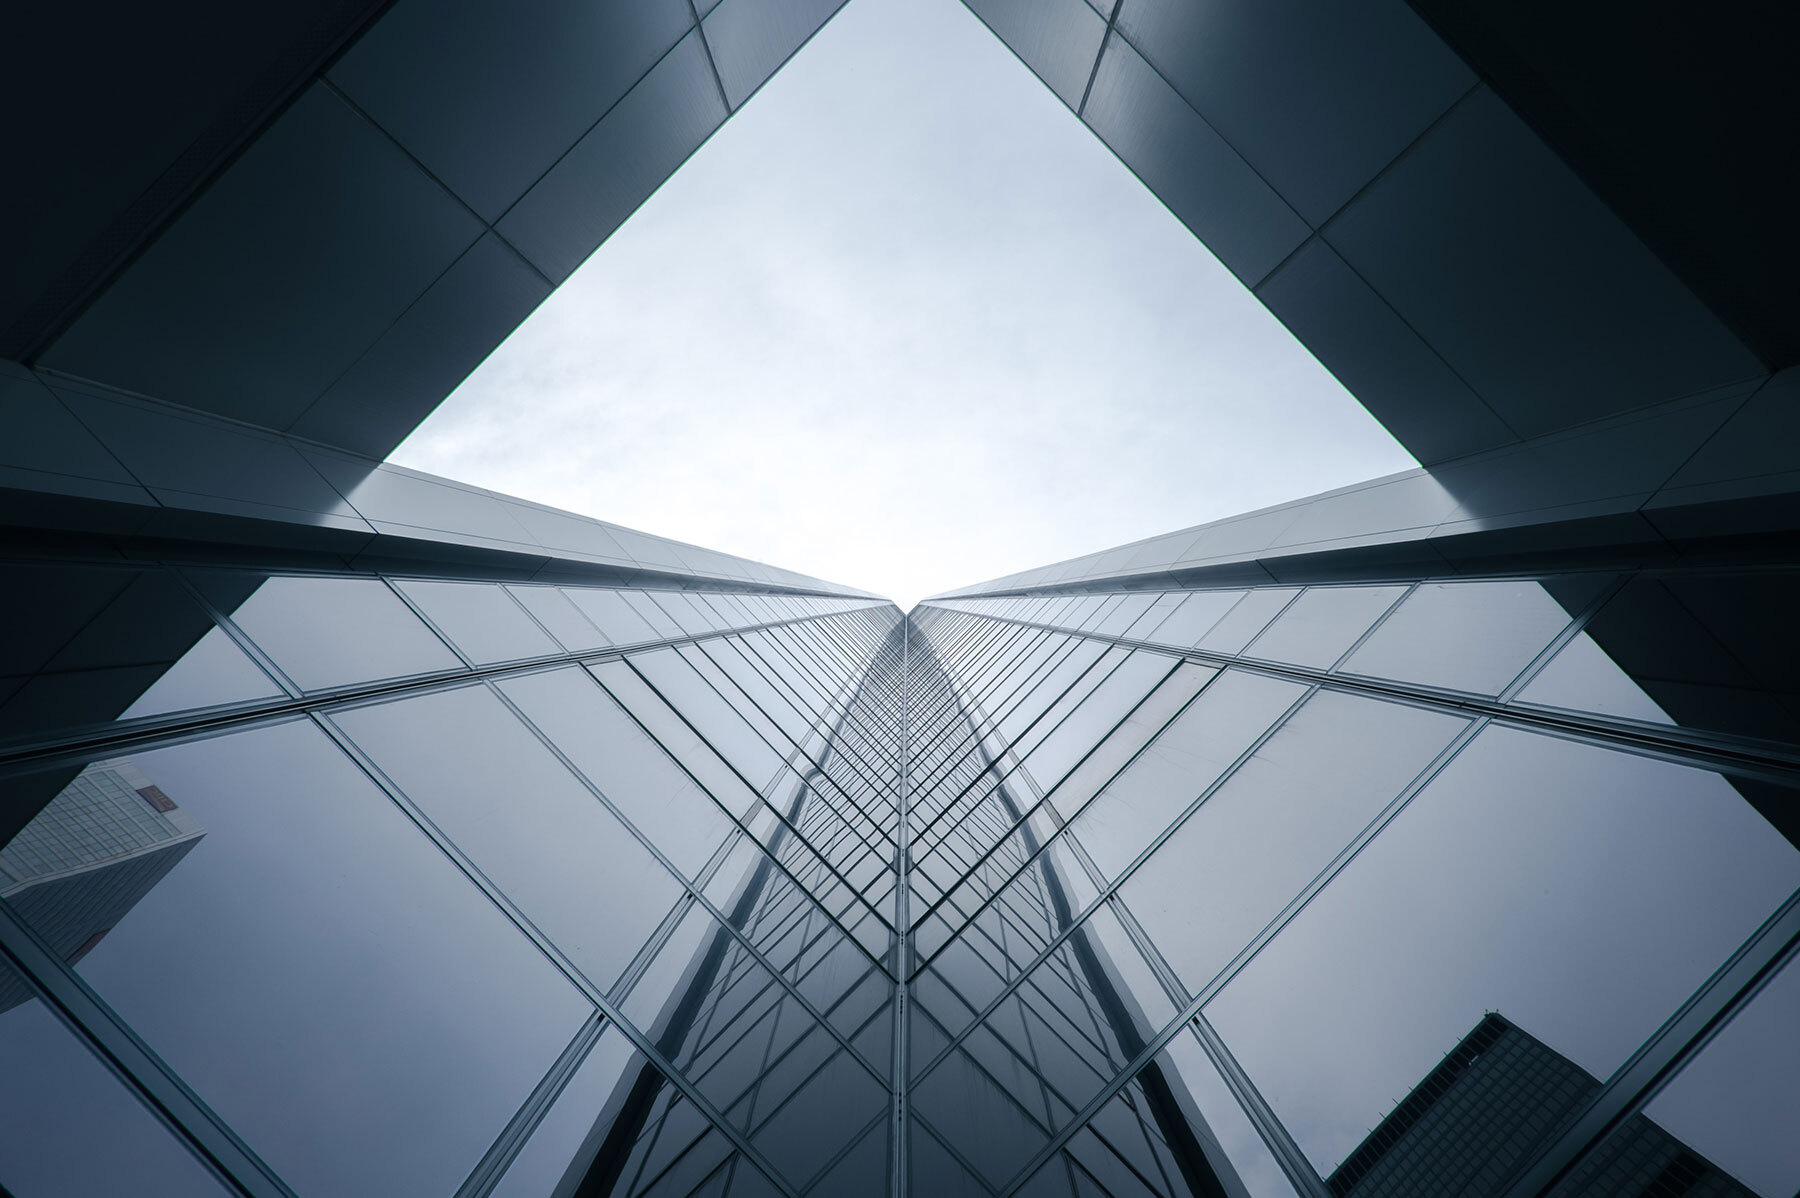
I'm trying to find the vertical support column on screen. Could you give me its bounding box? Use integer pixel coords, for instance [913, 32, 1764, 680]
[891, 614, 911, 1197]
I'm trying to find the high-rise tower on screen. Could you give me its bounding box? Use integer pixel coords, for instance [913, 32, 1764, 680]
[2, 1, 1796, 1195]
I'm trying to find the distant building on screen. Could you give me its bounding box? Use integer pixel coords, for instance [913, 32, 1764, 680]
[0, 760, 203, 1013]
[1327, 1014, 1753, 1198]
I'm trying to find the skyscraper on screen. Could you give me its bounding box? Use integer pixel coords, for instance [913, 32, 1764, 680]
[1, 2, 1796, 1197]
[1324, 1014, 1753, 1198]
[0, 759, 204, 1014]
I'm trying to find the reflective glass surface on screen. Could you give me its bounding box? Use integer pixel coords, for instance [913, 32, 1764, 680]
[1241, 585, 1406, 669]
[393, 577, 561, 663]
[1340, 578, 1587, 694]
[195, 571, 462, 691]
[331, 684, 690, 992]
[4, 566, 1793, 1196]
[0, 719, 592, 1196]
[0, 563, 282, 745]
[1204, 727, 1798, 1177]
[0, 959, 231, 1197]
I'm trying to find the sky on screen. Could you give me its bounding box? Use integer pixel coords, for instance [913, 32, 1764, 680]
[390, 0, 1415, 608]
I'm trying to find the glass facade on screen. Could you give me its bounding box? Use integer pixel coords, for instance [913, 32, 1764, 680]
[3, 0, 1796, 1193]
[2, 560, 1795, 1196]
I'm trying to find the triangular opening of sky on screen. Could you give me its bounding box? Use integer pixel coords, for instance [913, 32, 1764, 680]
[390, 0, 1416, 609]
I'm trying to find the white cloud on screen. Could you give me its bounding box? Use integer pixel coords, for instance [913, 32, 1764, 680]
[391, 0, 1415, 608]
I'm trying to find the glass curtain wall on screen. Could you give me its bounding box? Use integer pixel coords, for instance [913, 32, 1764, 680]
[3, 557, 1797, 1197]
[920, 568, 1800, 1198]
[0, 557, 897, 1198]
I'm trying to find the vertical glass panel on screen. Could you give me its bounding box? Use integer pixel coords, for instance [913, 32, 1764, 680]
[1546, 573, 1800, 746]
[1121, 592, 1185, 640]
[1340, 579, 1588, 695]
[1160, 1027, 1301, 1198]
[911, 1122, 991, 1197]
[1141, 591, 1248, 647]
[117, 624, 285, 719]
[1052, 1063, 1212, 1198]
[1242, 585, 1406, 669]
[1516, 628, 1677, 725]
[702, 832, 768, 910]
[1092, 593, 1159, 636]
[1205, 728, 1800, 1179]
[630, 649, 789, 798]
[693, 593, 746, 632]
[489, 1026, 640, 1198]
[1196, 589, 1298, 655]
[1059, 595, 1107, 630]
[1017, 652, 1177, 795]
[333, 684, 688, 990]
[649, 590, 716, 636]
[499, 666, 736, 878]
[748, 1044, 889, 1191]
[506, 583, 609, 652]
[0, 958, 232, 1197]
[802, 1119, 890, 1196]
[913, 1043, 1055, 1189]
[0, 720, 590, 1197]
[591, 659, 764, 820]
[1638, 948, 1800, 1197]
[562, 587, 662, 646]
[1121, 691, 1465, 995]
[0, 566, 276, 746]
[393, 578, 561, 664]
[1083, 901, 1179, 1033]
[624, 591, 686, 639]
[1068, 670, 1306, 884]
[196, 572, 462, 690]
[1077, 595, 1126, 632]
[699, 638, 816, 746]
[622, 900, 716, 1027]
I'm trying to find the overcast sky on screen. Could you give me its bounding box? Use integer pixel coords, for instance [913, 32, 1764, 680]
[391, 0, 1415, 608]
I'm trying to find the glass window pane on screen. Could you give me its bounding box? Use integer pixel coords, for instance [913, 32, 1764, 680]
[0, 565, 280, 744]
[1019, 651, 1176, 794]
[506, 584, 609, 652]
[561, 587, 661, 646]
[656, 591, 724, 635]
[623, 591, 684, 639]
[490, 1026, 639, 1198]
[1531, 573, 1800, 747]
[332, 684, 688, 990]
[1516, 629, 1677, 725]
[0, 959, 234, 1198]
[393, 579, 560, 664]
[1243, 585, 1407, 669]
[116, 625, 284, 719]
[1140, 589, 1249, 648]
[1161, 1027, 1301, 1198]
[1091, 593, 1159, 636]
[590, 659, 763, 820]
[1197, 589, 1298, 655]
[1120, 592, 1185, 640]
[196, 572, 461, 691]
[499, 666, 737, 878]
[1069, 670, 1307, 884]
[0, 720, 590, 1197]
[1638, 949, 1800, 1197]
[630, 648, 789, 798]
[1342, 580, 1587, 695]
[1121, 691, 1465, 996]
[1204, 728, 1800, 1178]
[622, 900, 715, 1028]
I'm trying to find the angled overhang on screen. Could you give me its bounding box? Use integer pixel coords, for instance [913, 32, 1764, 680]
[1, 0, 1795, 591]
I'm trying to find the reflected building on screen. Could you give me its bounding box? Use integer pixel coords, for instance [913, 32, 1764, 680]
[1327, 1014, 1753, 1198]
[1, 0, 1798, 1195]
[0, 760, 202, 1014]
